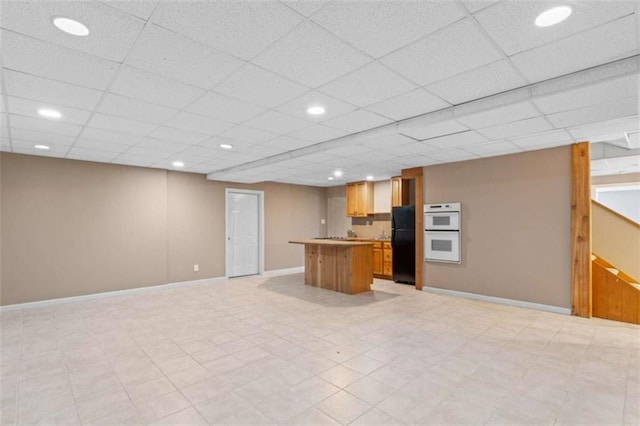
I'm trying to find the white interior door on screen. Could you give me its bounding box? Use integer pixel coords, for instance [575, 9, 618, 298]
[226, 190, 263, 278]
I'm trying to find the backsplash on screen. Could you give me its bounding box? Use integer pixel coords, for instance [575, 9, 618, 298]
[350, 213, 392, 239]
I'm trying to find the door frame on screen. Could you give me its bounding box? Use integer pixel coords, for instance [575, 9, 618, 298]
[225, 188, 265, 278]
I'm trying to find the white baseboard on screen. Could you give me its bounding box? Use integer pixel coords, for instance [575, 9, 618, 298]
[0, 276, 227, 312]
[262, 266, 304, 276]
[422, 286, 571, 315]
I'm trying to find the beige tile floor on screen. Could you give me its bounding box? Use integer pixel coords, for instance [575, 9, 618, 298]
[1, 273, 638, 425]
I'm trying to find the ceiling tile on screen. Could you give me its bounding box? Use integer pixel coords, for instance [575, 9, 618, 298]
[320, 62, 416, 107]
[463, 140, 522, 155]
[399, 120, 468, 141]
[79, 127, 143, 145]
[456, 101, 540, 129]
[546, 97, 638, 129]
[109, 66, 206, 109]
[382, 141, 440, 156]
[426, 60, 527, 105]
[262, 136, 315, 151]
[147, 126, 209, 145]
[98, 93, 178, 124]
[66, 147, 121, 162]
[9, 114, 82, 137]
[87, 113, 157, 136]
[253, 21, 371, 88]
[186, 92, 266, 124]
[6, 96, 91, 125]
[133, 137, 187, 152]
[120, 146, 176, 161]
[151, 1, 303, 60]
[1, 30, 119, 90]
[281, 0, 328, 17]
[3, 70, 103, 111]
[11, 128, 77, 146]
[219, 125, 277, 144]
[366, 89, 450, 121]
[509, 130, 574, 148]
[275, 91, 357, 123]
[323, 144, 371, 158]
[111, 155, 156, 167]
[381, 18, 502, 86]
[74, 138, 132, 153]
[243, 111, 312, 135]
[475, 1, 636, 56]
[12, 140, 70, 155]
[461, 0, 499, 14]
[424, 131, 488, 149]
[322, 110, 392, 134]
[478, 116, 554, 140]
[312, 1, 465, 58]
[511, 15, 638, 83]
[101, 0, 158, 19]
[426, 149, 478, 162]
[533, 75, 639, 114]
[125, 24, 244, 89]
[360, 133, 416, 150]
[289, 124, 348, 143]
[1, 1, 145, 61]
[165, 112, 234, 137]
[214, 64, 308, 108]
[568, 116, 640, 141]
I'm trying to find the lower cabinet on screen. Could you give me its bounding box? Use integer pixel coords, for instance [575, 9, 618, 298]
[373, 241, 392, 279]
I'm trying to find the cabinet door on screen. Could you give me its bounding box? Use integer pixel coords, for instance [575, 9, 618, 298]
[373, 248, 383, 275]
[346, 184, 358, 216]
[391, 177, 401, 207]
[383, 261, 392, 276]
[356, 182, 367, 217]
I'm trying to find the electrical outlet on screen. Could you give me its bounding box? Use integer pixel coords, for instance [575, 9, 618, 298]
[193, 264, 199, 272]
[321, 218, 326, 225]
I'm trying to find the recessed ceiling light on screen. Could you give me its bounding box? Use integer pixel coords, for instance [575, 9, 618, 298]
[52, 17, 89, 36]
[34, 144, 50, 150]
[333, 170, 343, 177]
[307, 106, 326, 116]
[535, 6, 572, 27]
[172, 161, 184, 168]
[328, 177, 334, 180]
[366, 175, 374, 181]
[38, 108, 61, 119]
[220, 143, 233, 149]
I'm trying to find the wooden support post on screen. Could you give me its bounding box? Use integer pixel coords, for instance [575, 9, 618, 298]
[571, 142, 592, 317]
[402, 167, 423, 291]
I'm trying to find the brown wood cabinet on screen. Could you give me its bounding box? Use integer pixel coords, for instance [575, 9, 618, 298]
[346, 181, 374, 217]
[373, 243, 383, 275]
[373, 241, 392, 279]
[391, 176, 409, 207]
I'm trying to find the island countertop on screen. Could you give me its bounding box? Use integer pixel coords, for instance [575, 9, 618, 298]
[289, 239, 375, 246]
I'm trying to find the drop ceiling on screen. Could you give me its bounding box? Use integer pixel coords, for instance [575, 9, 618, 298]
[0, 0, 638, 186]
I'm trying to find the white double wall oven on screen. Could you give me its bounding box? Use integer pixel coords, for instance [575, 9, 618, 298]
[424, 203, 461, 264]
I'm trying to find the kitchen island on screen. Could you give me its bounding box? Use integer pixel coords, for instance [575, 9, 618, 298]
[289, 239, 374, 294]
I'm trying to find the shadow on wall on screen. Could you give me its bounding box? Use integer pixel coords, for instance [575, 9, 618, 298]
[257, 273, 399, 307]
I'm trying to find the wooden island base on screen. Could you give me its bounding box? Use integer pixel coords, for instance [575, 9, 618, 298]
[289, 240, 374, 295]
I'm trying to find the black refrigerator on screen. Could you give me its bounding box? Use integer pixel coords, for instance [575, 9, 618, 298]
[391, 205, 415, 284]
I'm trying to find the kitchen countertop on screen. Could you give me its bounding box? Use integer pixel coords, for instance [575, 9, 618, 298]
[289, 239, 375, 246]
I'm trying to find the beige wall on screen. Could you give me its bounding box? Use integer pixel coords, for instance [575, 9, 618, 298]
[423, 146, 572, 308]
[592, 200, 640, 281]
[1, 153, 327, 305]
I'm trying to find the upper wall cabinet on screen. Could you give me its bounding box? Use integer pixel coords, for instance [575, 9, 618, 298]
[346, 181, 374, 217]
[373, 180, 391, 213]
[391, 176, 409, 207]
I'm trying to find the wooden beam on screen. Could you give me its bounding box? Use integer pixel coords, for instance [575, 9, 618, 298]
[401, 167, 423, 291]
[571, 142, 592, 317]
